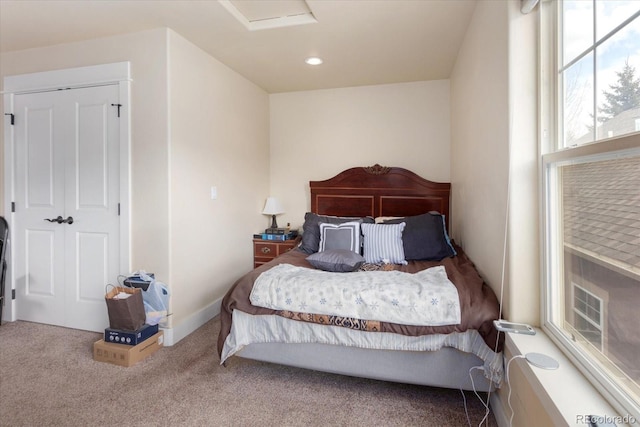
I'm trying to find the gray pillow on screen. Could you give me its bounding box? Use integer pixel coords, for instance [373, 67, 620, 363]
[299, 212, 374, 254]
[306, 249, 365, 272]
[383, 212, 456, 261]
[318, 221, 361, 253]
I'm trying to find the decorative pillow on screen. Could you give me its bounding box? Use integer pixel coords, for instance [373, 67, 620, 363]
[318, 221, 361, 253]
[306, 249, 365, 273]
[299, 213, 374, 254]
[383, 212, 457, 261]
[361, 222, 407, 265]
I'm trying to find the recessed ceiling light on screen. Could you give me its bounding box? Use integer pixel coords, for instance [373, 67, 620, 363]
[305, 57, 323, 65]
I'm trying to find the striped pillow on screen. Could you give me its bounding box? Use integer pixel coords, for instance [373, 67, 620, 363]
[361, 222, 407, 265]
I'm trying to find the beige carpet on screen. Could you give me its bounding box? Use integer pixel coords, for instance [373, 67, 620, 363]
[0, 317, 497, 426]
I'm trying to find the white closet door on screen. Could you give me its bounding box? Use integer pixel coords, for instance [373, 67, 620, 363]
[13, 85, 120, 331]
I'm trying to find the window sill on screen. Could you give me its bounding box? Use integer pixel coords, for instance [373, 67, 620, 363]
[502, 328, 627, 426]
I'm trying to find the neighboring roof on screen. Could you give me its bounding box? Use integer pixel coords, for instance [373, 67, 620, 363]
[563, 155, 640, 273]
[572, 107, 640, 146]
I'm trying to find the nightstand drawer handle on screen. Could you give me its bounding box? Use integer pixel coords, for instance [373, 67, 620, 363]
[261, 247, 271, 254]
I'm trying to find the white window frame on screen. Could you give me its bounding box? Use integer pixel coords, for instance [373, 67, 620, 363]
[541, 0, 640, 419]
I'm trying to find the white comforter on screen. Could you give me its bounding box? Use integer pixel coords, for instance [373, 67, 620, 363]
[249, 264, 461, 327]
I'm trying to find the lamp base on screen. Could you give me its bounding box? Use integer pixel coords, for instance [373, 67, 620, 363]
[270, 215, 278, 229]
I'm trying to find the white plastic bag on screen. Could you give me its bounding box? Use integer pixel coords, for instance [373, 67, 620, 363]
[132, 270, 170, 326]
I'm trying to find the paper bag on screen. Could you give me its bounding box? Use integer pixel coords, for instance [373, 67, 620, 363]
[105, 285, 146, 331]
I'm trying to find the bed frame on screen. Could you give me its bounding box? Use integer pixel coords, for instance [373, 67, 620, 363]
[236, 165, 496, 392]
[310, 164, 451, 230]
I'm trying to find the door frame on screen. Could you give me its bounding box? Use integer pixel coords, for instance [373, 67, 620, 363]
[2, 62, 132, 322]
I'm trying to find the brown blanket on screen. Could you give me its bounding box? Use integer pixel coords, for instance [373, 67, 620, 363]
[217, 246, 503, 358]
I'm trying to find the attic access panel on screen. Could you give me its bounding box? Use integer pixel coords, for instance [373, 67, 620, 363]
[219, 0, 317, 31]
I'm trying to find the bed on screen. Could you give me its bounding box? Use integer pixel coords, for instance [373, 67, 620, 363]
[217, 165, 503, 392]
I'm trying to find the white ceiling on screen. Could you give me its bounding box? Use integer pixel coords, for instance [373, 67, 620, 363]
[0, 0, 477, 94]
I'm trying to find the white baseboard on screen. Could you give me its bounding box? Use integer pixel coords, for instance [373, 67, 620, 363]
[490, 391, 508, 427]
[160, 297, 222, 346]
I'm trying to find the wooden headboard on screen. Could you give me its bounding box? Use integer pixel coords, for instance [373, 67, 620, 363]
[310, 164, 451, 231]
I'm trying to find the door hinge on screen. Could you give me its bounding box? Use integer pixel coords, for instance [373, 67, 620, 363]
[118, 203, 120, 216]
[4, 113, 15, 125]
[111, 103, 122, 118]
[12, 289, 16, 300]
[11, 202, 15, 213]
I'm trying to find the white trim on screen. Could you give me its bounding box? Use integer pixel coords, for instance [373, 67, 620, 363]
[2, 62, 132, 94]
[166, 30, 173, 329]
[118, 79, 132, 274]
[2, 93, 15, 322]
[160, 297, 221, 346]
[490, 393, 508, 427]
[543, 133, 640, 165]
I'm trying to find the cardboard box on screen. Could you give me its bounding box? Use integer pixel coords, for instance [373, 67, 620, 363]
[93, 331, 163, 367]
[104, 323, 159, 346]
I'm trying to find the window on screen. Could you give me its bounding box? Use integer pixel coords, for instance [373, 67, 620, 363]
[572, 284, 603, 350]
[542, 0, 640, 419]
[560, 1, 640, 146]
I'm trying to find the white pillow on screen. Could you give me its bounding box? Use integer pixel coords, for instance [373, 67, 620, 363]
[318, 221, 361, 253]
[374, 216, 403, 223]
[361, 222, 407, 265]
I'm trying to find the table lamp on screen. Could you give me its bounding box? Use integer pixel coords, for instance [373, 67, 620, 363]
[262, 197, 284, 229]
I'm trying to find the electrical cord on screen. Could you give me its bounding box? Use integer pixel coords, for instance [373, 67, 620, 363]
[461, 366, 492, 427]
[506, 354, 527, 427]
[461, 388, 472, 427]
[471, 366, 492, 426]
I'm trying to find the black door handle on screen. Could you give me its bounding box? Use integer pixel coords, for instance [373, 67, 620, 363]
[44, 216, 74, 225]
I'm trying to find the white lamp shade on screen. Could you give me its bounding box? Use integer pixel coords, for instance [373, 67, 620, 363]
[262, 197, 284, 215]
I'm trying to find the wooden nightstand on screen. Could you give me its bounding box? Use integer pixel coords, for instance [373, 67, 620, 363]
[253, 238, 297, 268]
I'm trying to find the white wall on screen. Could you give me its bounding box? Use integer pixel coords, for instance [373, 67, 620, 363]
[450, 0, 510, 299]
[452, 1, 545, 423]
[0, 28, 271, 337]
[1, 2, 538, 342]
[450, 0, 538, 324]
[269, 80, 451, 229]
[0, 28, 172, 291]
[167, 30, 270, 326]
